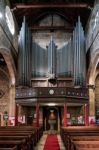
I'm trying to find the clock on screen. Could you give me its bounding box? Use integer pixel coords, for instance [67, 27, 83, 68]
[49, 89, 54, 95]
[5, 6, 15, 35]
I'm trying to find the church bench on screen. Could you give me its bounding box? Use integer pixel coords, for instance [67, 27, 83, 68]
[0, 126, 43, 149]
[0, 131, 37, 146]
[60, 127, 99, 150]
[0, 136, 32, 150]
[69, 136, 99, 150]
[72, 140, 99, 149]
[0, 133, 35, 149]
[0, 146, 17, 150]
[76, 148, 99, 150]
[0, 139, 26, 150]
[71, 136, 99, 141]
[0, 126, 43, 142]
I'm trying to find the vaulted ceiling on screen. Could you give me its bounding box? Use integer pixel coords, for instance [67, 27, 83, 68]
[10, 0, 95, 30]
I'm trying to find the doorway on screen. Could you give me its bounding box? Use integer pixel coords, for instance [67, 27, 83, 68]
[43, 107, 59, 131]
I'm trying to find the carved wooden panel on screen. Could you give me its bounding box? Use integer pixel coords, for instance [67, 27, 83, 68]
[16, 87, 88, 100]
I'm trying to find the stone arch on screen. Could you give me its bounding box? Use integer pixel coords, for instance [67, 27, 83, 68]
[0, 47, 16, 86]
[88, 49, 99, 119]
[0, 47, 17, 125]
[33, 10, 72, 25]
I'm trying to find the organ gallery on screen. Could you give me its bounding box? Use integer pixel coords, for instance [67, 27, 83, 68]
[0, 1, 99, 148]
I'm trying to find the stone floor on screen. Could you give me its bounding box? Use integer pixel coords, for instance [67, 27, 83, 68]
[34, 132, 65, 150]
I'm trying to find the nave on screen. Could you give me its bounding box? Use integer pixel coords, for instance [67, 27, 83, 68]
[1, 125, 99, 150]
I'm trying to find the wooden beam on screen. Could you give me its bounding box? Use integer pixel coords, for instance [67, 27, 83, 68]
[30, 26, 73, 32]
[13, 3, 92, 10]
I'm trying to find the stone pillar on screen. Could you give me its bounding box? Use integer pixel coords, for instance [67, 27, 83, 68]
[9, 85, 16, 125]
[58, 110, 60, 131]
[89, 88, 95, 116]
[84, 104, 89, 126]
[35, 103, 39, 127]
[18, 105, 22, 116]
[15, 104, 18, 126]
[0, 113, 3, 126]
[63, 103, 67, 127]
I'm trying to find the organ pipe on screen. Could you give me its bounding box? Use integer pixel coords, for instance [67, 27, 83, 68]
[56, 16, 85, 86]
[57, 41, 73, 77]
[73, 16, 86, 86]
[48, 37, 57, 78]
[31, 42, 47, 77]
[18, 15, 86, 87]
[18, 16, 32, 86]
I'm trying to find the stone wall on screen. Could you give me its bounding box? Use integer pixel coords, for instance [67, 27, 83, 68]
[0, 65, 9, 126]
[86, 2, 99, 61]
[0, 0, 18, 52]
[0, 0, 18, 126]
[33, 14, 72, 49]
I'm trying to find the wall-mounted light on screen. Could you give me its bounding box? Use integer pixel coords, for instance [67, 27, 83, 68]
[48, 103, 56, 106]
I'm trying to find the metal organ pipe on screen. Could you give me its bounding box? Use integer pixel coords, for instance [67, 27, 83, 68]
[68, 40, 71, 76]
[76, 22, 79, 85]
[73, 16, 86, 86]
[18, 15, 86, 87]
[73, 29, 76, 84]
[48, 37, 57, 78]
[31, 42, 47, 77]
[18, 16, 32, 86]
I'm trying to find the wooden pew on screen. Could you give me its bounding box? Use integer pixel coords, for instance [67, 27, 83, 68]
[0, 139, 26, 150]
[0, 126, 43, 142]
[0, 126, 43, 150]
[73, 140, 99, 148]
[76, 148, 99, 150]
[0, 146, 17, 150]
[0, 136, 32, 150]
[60, 126, 99, 150]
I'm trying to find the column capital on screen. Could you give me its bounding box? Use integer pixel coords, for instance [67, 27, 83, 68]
[88, 84, 95, 90]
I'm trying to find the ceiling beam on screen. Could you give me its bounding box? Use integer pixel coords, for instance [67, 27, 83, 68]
[30, 26, 73, 32]
[13, 3, 92, 10]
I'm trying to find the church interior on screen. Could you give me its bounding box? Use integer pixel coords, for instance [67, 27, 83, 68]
[0, 0, 99, 149]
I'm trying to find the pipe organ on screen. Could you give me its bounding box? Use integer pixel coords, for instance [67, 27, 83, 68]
[18, 16, 86, 87]
[18, 16, 32, 86]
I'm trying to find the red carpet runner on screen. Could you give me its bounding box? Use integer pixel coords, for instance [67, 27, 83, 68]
[43, 134, 60, 150]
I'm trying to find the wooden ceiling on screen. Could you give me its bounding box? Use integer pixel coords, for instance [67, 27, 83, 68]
[10, 0, 95, 30]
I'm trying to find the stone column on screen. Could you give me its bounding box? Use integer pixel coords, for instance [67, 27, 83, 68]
[15, 104, 18, 126]
[84, 104, 89, 126]
[89, 87, 96, 124]
[63, 103, 67, 127]
[9, 85, 16, 125]
[89, 88, 95, 116]
[0, 113, 3, 126]
[35, 103, 39, 127]
[58, 110, 60, 131]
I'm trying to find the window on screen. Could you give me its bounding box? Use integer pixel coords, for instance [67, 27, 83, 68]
[93, 11, 99, 31]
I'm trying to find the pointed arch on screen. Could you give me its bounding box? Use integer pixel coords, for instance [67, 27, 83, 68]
[0, 47, 16, 86]
[88, 49, 99, 85]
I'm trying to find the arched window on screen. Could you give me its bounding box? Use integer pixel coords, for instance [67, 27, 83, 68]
[93, 11, 99, 31]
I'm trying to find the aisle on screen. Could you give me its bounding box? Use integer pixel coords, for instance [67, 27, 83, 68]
[34, 133, 65, 150]
[43, 134, 60, 150]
